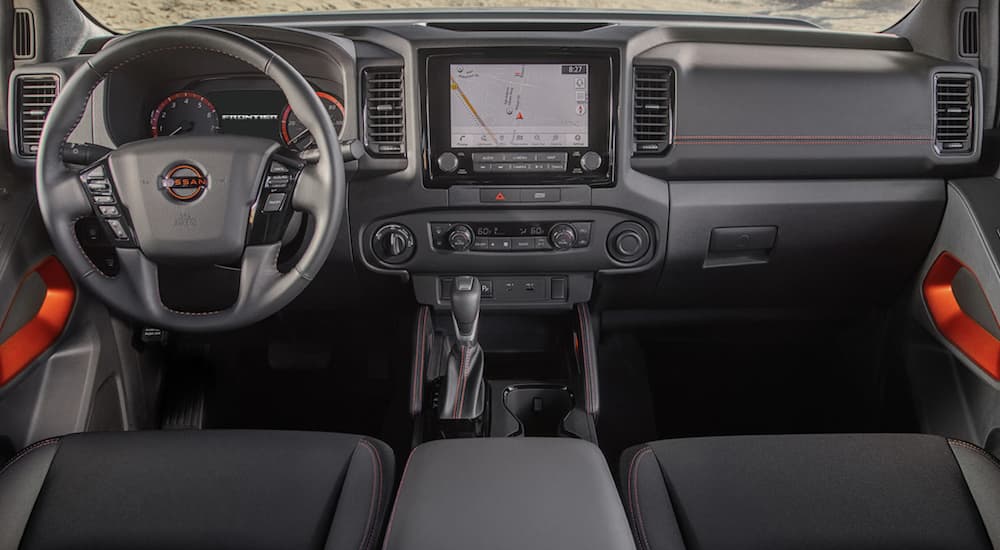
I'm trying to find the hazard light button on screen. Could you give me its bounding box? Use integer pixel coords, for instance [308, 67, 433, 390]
[479, 189, 522, 203]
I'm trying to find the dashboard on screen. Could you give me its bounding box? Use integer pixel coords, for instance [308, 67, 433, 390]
[8, 9, 988, 315]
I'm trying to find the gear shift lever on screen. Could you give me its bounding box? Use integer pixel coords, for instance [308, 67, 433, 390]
[439, 276, 486, 422]
[451, 276, 480, 345]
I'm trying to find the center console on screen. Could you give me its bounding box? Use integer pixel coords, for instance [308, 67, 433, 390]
[382, 438, 636, 550]
[362, 47, 660, 309]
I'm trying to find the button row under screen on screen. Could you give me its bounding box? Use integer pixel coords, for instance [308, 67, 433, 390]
[472, 152, 569, 163]
[475, 162, 566, 173]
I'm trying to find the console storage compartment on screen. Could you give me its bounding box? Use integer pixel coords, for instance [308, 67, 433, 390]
[383, 438, 636, 550]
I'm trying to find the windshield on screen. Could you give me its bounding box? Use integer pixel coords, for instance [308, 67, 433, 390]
[79, 1, 918, 33]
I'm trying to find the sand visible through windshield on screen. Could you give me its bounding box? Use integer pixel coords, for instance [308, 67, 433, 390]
[80, 0, 916, 33]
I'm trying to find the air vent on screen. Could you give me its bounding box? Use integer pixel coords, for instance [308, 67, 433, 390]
[959, 8, 979, 58]
[363, 68, 405, 157]
[934, 73, 974, 155]
[632, 66, 673, 155]
[14, 74, 59, 158]
[13, 9, 35, 60]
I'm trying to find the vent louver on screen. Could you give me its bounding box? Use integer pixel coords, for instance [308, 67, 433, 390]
[14, 74, 59, 158]
[960, 8, 979, 58]
[934, 73, 974, 155]
[363, 68, 405, 156]
[13, 9, 35, 60]
[632, 66, 673, 155]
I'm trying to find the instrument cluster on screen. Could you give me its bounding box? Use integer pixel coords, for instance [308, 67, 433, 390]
[146, 80, 346, 151]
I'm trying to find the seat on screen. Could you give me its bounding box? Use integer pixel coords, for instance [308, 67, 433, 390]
[0, 430, 394, 550]
[621, 434, 1000, 550]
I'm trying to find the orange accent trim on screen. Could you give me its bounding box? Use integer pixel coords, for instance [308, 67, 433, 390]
[279, 91, 347, 145]
[0, 257, 76, 386]
[923, 252, 1000, 380]
[149, 91, 217, 137]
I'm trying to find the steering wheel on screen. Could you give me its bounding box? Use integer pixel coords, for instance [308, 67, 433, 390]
[36, 26, 345, 331]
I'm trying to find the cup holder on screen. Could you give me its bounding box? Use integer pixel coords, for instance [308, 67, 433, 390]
[502, 384, 574, 437]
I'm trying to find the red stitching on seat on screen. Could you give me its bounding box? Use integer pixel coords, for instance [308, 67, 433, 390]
[949, 438, 1000, 472]
[357, 439, 383, 550]
[381, 448, 415, 549]
[628, 447, 654, 550]
[0, 437, 60, 478]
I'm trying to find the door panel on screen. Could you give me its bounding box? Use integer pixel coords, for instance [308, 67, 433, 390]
[0, 157, 153, 451]
[911, 179, 1000, 449]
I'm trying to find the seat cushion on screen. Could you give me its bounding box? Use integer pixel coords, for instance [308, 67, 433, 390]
[0, 430, 394, 550]
[621, 434, 1000, 550]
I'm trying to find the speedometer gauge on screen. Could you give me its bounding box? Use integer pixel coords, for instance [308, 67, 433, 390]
[280, 92, 345, 150]
[151, 91, 220, 137]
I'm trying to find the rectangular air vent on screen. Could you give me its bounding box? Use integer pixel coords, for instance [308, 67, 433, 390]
[363, 68, 405, 156]
[934, 73, 974, 155]
[960, 8, 979, 58]
[632, 66, 673, 155]
[14, 74, 59, 158]
[13, 9, 35, 60]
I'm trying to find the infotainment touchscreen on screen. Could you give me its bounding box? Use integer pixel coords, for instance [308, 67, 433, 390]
[449, 64, 589, 148]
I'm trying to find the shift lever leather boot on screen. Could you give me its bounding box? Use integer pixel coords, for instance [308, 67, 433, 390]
[439, 276, 486, 420]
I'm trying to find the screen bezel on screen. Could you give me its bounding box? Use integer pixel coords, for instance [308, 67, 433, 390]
[423, 49, 616, 186]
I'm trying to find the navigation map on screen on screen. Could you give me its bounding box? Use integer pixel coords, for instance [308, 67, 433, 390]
[449, 63, 589, 148]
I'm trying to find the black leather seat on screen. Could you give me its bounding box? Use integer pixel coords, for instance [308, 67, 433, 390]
[621, 434, 1000, 550]
[0, 430, 394, 550]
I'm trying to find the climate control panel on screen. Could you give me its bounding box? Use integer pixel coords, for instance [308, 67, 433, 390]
[430, 221, 593, 252]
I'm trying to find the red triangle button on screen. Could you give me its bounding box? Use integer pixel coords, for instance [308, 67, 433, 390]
[495, 192, 506, 201]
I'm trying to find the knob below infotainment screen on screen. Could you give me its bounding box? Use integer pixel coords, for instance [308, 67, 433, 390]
[437, 152, 459, 173]
[580, 151, 603, 172]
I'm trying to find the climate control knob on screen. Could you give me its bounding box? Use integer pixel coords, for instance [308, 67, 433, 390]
[549, 223, 578, 250]
[448, 224, 474, 251]
[437, 152, 460, 173]
[373, 223, 415, 264]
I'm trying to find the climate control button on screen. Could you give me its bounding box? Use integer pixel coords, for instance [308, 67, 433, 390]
[448, 224, 475, 251]
[549, 223, 578, 250]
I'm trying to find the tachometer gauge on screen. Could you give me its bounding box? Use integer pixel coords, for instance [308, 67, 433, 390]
[280, 92, 345, 150]
[151, 91, 220, 137]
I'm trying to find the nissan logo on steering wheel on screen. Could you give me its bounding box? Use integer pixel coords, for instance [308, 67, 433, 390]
[161, 164, 207, 202]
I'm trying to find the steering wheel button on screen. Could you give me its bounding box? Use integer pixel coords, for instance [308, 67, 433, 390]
[268, 162, 289, 174]
[92, 195, 115, 205]
[98, 205, 120, 217]
[262, 193, 286, 212]
[87, 182, 111, 194]
[81, 165, 106, 179]
[266, 175, 290, 188]
[106, 219, 129, 240]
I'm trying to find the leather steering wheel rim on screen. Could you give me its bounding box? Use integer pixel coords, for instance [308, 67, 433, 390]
[36, 26, 345, 331]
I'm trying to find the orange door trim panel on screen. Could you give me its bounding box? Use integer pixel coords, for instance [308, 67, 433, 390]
[923, 252, 1000, 380]
[0, 257, 76, 386]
